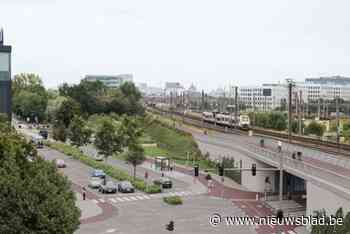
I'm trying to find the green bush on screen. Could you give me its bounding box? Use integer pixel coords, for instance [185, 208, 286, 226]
[145, 184, 161, 194]
[46, 142, 156, 193]
[163, 196, 183, 205]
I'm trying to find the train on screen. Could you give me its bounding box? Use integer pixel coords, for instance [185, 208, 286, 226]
[201, 111, 251, 130]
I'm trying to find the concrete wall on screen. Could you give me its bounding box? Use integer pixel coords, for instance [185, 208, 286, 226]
[306, 181, 350, 217]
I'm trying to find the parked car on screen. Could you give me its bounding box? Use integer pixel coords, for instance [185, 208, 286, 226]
[39, 130, 48, 139]
[99, 181, 117, 194]
[91, 169, 106, 178]
[118, 181, 135, 193]
[89, 177, 103, 189]
[54, 159, 66, 168]
[153, 177, 172, 189]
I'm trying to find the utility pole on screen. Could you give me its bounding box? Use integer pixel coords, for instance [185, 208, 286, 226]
[336, 97, 340, 150]
[253, 92, 256, 126]
[234, 86, 238, 129]
[298, 90, 302, 135]
[279, 151, 283, 201]
[287, 80, 293, 143]
[318, 98, 321, 120]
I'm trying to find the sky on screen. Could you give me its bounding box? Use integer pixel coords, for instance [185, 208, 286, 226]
[1, 0, 350, 91]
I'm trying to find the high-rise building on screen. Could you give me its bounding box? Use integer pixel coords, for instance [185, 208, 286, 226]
[0, 28, 12, 120]
[84, 74, 133, 88]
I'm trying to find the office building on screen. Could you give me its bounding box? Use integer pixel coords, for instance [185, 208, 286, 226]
[0, 28, 12, 120]
[84, 74, 133, 88]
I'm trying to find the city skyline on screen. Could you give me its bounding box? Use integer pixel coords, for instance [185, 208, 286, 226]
[2, 1, 350, 91]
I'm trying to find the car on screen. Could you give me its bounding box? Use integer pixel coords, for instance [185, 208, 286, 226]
[94, 154, 104, 161]
[153, 177, 172, 189]
[89, 177, 103, 189]
[54, 159, 66, 168]
[118, 181, 135, 193]
[39, 130, 48, 139]
[99, 181, 117, 194]
[91, 169, 106, 178]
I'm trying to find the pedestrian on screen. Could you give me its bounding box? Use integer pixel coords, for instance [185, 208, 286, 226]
[277, 140, 282, 153]
[161, 172, 164, 177]
[145, 171, 148, 180]
[82, 186, 86, 201]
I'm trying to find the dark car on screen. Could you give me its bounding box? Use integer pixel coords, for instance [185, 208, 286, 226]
[118, 181, 135, 193]
[99, 181, 117, 194]
[39, 130, 48, 139]
[154, 177, 172, 189]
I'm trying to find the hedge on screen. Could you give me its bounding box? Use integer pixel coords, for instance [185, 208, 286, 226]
[46, 141, 160, 194]
[163, 196, 183, 205]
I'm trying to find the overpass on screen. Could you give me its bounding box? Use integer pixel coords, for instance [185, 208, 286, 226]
[173, 118, 350, 219]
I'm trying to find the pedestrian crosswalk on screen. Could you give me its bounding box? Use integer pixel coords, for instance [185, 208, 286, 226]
[271, 231, 296, 234]
[90, 190, 203, 204]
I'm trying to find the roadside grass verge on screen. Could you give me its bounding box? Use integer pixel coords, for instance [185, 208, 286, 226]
[46, 141, 160, 194]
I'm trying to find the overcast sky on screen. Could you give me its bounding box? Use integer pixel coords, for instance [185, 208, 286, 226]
[1, 0, 350, 91]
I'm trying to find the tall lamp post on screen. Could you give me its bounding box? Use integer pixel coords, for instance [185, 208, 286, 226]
[286, 79, 295, 143]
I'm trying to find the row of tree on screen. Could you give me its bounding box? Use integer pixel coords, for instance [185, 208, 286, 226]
[12, 73, 145, 123]
[0, 114, 80, 233]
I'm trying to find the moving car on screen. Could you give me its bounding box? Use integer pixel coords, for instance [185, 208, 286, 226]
[29, 133, 44, 148]
[94, 154, 104, 161]
[89, 177, 103, 189]
[118, 181, 135, 193]
[54, 159, 66, 168]
[99, 181, 117, 194]
[153, 177, 173, 189]
[91, 169, 106, 178]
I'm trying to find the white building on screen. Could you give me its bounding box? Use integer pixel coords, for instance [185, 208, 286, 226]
[84, 74, 133, 88]
[164, 82, 184, 96]
[239, 83, 287, 111]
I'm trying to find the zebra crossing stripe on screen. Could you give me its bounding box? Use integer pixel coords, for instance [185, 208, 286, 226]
[142, 195, 151, 199]
[91, 199, 99, 203]
[122, 197, 131, 201]
[116, 197, 124, 202]
[129, 197, 138, 201]
[99, 199, 105, 203]
[136, 196, 144, 200]
[110, 198, 117, 203]
[288, 231, 296, 234]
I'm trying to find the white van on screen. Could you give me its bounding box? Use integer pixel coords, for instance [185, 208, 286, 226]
[30, 134, 44, 148]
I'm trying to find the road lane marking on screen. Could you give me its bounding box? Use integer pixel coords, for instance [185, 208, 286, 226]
[99, 199, 105, 203]
[129, 197, 138, 201]
[116, 198, 124, 202]
[122, 197, 131, 201]
[288, 231, 296, 234]
[91, 199, 99, 203]
[142, 195, 151, 199]
[110, 198, 117, 203]
[136, 196, 144, 200]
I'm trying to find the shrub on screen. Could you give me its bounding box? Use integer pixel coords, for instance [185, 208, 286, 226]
[163, 196, 183, 205]
[145, 184, 161, 194]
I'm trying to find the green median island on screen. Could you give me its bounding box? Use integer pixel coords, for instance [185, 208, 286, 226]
[46, 141, 161, 194]
[163, 196, 183, 205]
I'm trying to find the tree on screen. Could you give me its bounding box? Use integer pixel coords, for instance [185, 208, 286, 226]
[55, 98, 81, 128]
[305, 121, 325, 137]
[52, 122, 68, 142]
[0, 125, 80, 233]
[311, 208, 350, 234]
[120, 116, 144, 146]
[94, 119, 124, 161]
[68, 116, 92, 148]
[125, 143, 145, 179]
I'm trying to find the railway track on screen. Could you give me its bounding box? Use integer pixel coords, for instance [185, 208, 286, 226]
[147, 106, 350, 157]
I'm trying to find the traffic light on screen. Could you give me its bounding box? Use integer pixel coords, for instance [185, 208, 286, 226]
[251, 164, 256, 176]
[166, 221, 174, 231]
[194, 165, 199, 177]
[276, 209, 284, 224]
[218, 165, 224, 176]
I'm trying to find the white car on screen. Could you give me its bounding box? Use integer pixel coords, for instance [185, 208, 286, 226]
[94, 154, 104, 161]
[55, 159, 66, 168]
[89, 177, 103, 189]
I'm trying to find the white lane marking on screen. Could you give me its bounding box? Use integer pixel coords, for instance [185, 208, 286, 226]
[288, 231, 296, 234]
[136, 196, 144, 200]
[110, 198, 117, 203]
[91, 199, 99, 203]
[122, 197, 131, 201]
[106, 229, 117, 233]
[129, 197, 138, 201]
[116, 197, 124, 202]
[142, 195, 151, 199]
[99, 198, 105, 203]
